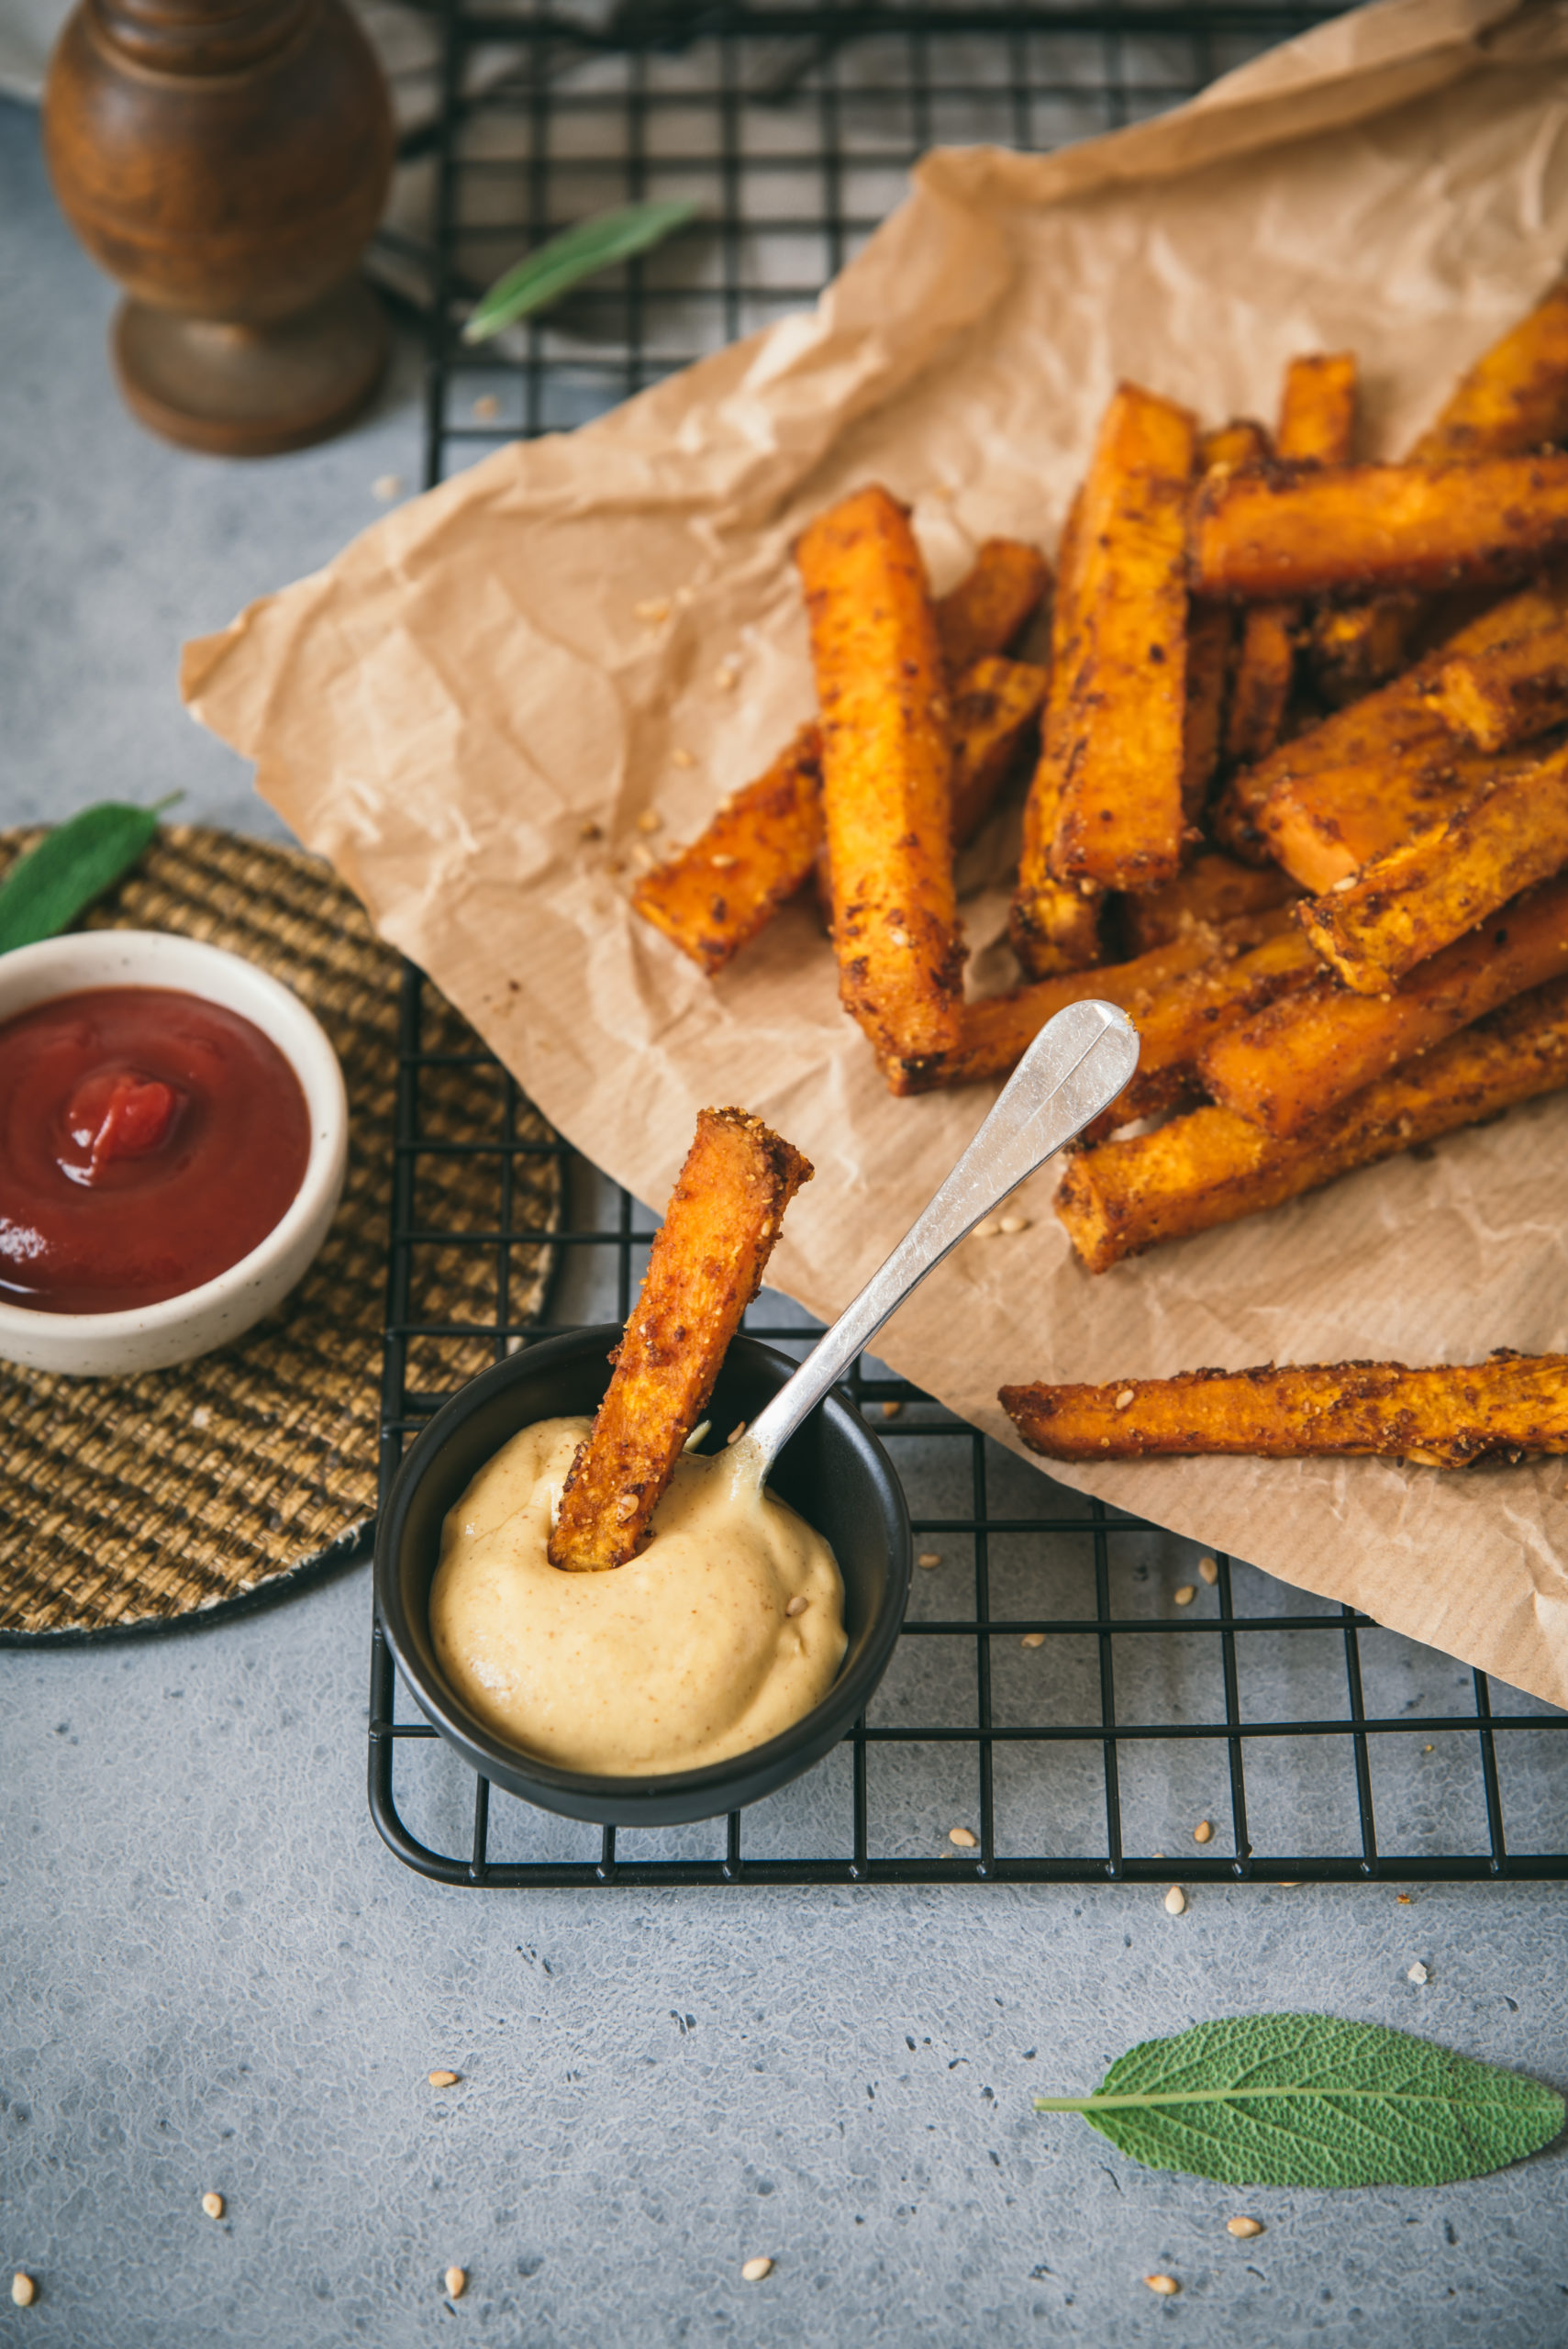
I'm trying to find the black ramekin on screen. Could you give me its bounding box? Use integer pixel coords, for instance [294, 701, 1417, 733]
[373, 1328, 912, 1827]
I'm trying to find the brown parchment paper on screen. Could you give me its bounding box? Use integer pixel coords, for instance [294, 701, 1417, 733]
[183, 0, 1568, 1706]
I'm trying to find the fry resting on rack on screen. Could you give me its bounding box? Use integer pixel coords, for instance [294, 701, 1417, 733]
[999, 1353, 1568, 1464]
[1200, 874, 1568, 1138]
[1190, 451, 1568, 603]
[1054, 973, 1568, 1273]
[1299, 743, 1568, 994]
[796, 484, 965, 1067]
[548, 1108, 813, 1571]
[1042, 383, 1197, 892]
[1315, 277, 1568, 702]
[1225, 353, 1357, 768]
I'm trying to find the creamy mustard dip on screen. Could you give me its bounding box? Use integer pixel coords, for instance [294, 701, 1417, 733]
[429, 1416, 847, 1776]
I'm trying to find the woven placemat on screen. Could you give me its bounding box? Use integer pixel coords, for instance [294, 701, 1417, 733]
[0, 826, 561, 1639]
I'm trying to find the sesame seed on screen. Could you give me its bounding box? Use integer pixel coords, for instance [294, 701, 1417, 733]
[446, 2267, 467, 2299]
[714, 665, 738, 691]
[472, 394, 499, 420]
[917, 1552, 941, 1569]
[741, 2256, 774, 2283]
[1021, 1631, 1045, 1648]
[201, 2191, 225, 2221]
[1198, 1555, 1218, 1586]
[727, 1423, 746, 1445]
[997, 1215, 1029, 1234]
[634, 597, 671, 623]
[888, 929, 910, 947]
[711, 852, 737, 868]
[882, 1401, 902, 1419]
[671, 747, 695, 768]
[1193, 1820, 1213, 1844]
[785, 1596, 808, 1618]
[1227, 2216, 1264, 2239]
[12, 2275, 36, 2307]
[1396, 1893, 1412, 1904]
[1173, 1585, 1195, 1608]
[1115, 1388, 1136, 1411]
[973, 1219, 1001, 1239]
[428, 2070, 460, 2088]
[948, 1827, 977, 1849]
[637, 808, 662, 832]
[1144, 2275, 1180, 2297]
[1164, 1886, 1186, 1916]
[630, 843, 656, 870]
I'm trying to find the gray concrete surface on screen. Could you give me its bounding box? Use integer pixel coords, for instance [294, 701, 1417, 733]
[3, 91, 1568, 2349]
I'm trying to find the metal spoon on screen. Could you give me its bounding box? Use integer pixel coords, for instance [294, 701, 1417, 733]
[728, 997, 1140, 1493]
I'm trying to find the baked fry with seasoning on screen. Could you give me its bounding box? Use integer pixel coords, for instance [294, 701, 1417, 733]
[1000, 1353, 1568, 1464]
[1054, 973, 1568, 1273]
[1119, 851, 1299, 954]
[1009, 492, 1106, 977]
[1429, 612, 1568, 754]
[1184, 420, 1269, 814]
[549, 1108, 813, 1571]
[796, 484, 965, 1066]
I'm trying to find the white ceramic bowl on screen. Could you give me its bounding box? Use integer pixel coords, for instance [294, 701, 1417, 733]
[0, 930, 349, 1376]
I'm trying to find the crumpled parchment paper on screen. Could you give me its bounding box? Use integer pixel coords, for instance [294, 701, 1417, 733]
[183, 0, 1568, 1705]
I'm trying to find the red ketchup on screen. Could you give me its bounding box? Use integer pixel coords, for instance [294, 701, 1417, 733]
[0, 986, 311, 1316]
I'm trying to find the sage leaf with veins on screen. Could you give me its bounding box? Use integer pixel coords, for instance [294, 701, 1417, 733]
[1034, 2013, 1563, 2188]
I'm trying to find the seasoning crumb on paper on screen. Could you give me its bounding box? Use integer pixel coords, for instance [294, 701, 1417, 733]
[178, 3, 1568, 1716]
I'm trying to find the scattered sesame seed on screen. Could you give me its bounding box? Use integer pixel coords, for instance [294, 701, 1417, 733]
[948, 1827, 978, 1849]
[1193, 1820, 1213, 1844]
[671, 746, 695, 768]
[1197, 1555, 1218, 1586]
[973, 1219, 1001, 1239]
[1227, 2216, 1264, 2240]
[1021, 1631, 1045, 1648]
[201, 2191, 225, 2221]
[1396, 1892, 1412, 1904]
[785, 1595, 808, 1618]
[12, 2275, 36, 2307]
[997, 1215, 1029, 1234]
[1422, 1743, 1434, 1753]
[741, 2256, 774, 2283]
[1407, 1961, 1429, 1985]
[727, 1423, 746, 1445]
[1276, 1879, 1300, 1887]
[637, 808, 662, 833]
[888, 928, 911, 947]
[428, 2070, 460, 2088]
[1164, 1886, 1187, 1916]
[372, 474, 403, 501]
[630, 843, 656, 870]
[446, 2267, 467, 2299]
[917, 1552, 942, 1569]
[1115, 1388, 1136, 1411]
[1331, 874, 1356, 892]
[634, 597, 671, 623]
[1173, 1585, 1195, 1608]
[472, 394, 500, 420]
[714, 665, 739, 691]
[1144, 2275, 1180, 2297]
[882, 1401, 902, 1419]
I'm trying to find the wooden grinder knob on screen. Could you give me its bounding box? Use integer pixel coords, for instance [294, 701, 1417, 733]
[43, 0, 395, 457]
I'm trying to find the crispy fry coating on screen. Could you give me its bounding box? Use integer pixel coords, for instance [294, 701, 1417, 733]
[632, 727, 822, 977]
[1251, 586, 1563, 892]
[1314, 281, 1568, 703]
[1225, 355, 1358, 769]
[1183, 421, 1267, 814]
[884, 929, 1221, 1097]
[796, 484, 964, 1062]
[1000, 1353, 1568, 1464]
[1120, 851, 1300, 954]
[933, 538, 1051, 673]
[1191, 452, 1568, 604]
[1201, 874, 1568, 1137]
[548, 1108, 812, 1571]
[1300, 743, 1568, 993]
[1010, 493, 1107, 977]
[1431, 615, 1568, 753]
[1047, 384, 1197, 890]
[1055, 972, 1568, 1273]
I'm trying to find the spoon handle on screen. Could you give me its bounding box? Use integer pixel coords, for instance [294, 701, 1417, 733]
[736, 998, 1140, 1483]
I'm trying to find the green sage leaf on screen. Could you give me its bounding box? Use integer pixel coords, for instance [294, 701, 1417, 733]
[462, 199, 700, 346]
[1034, 2013, 1563, 2188]
[0, 797, 176, 956]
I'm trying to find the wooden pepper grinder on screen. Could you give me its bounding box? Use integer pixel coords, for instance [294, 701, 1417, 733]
[43, 0, 395, 457]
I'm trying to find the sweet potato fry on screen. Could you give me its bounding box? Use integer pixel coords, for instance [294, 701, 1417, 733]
[1119, 852, 1300, 954]
[796, 484, 964, 1063]
[1300, 742, 1568, 994]
[1000, 1353, 1568, 1464]
[1201, 874, 1568, 1137]
[884, 929, 1222, 1098]
[1183, 421, 1268, 815]
[1046, 384, 1197, 891]
[632, 727, 822, 977]
[1225, 354, 1358, 767]
[1251, 584, 1563, 891]
[948, 656, 1050, 843]
[1054, 972, 1568, 1273]
[933, 538, 1051, 673]
[1190, 451, 1568, 604]
[549, 1108, 812, 1571]
[1430, 613, 1568, 752]
[1314, 281, 1568, 704]
[1009, 494, 1106, 977]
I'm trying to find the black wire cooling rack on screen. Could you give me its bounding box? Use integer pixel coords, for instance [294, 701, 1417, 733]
[368, 0, 1568, 1889]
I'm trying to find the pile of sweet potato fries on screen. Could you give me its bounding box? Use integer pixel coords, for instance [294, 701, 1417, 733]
[633, 276, 1568, 1299]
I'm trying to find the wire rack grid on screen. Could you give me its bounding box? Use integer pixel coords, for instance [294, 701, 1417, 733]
[368, 0, 1568, 1889]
